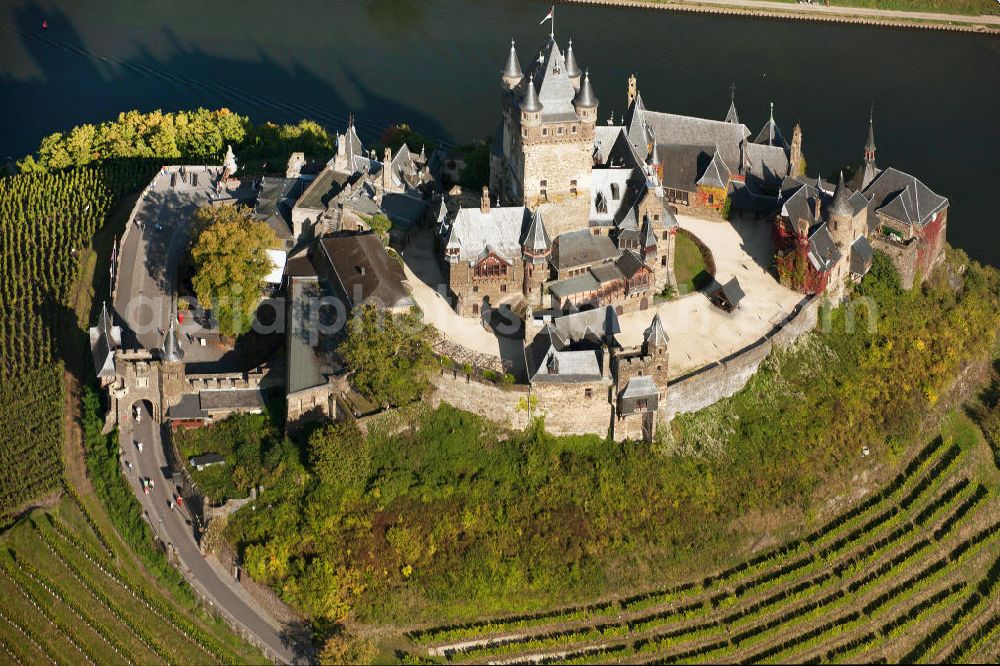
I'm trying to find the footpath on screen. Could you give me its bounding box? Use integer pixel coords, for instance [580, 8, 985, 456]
[564, 0, 1000, 33]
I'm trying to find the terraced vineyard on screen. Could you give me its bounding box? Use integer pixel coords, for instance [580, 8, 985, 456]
[0, 496, 263, 665]
[403, 432, 1000, 664]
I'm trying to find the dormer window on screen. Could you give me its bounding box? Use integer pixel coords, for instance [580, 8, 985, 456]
[596, 191, 608, 214]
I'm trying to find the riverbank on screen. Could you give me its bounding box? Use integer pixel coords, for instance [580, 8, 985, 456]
[562, 0, 1000, 34]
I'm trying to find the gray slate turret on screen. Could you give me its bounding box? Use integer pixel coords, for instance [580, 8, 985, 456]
[564, 39, 581, 79]
[829, 171, 853, 218]
[162, 315, 184, 363]
[573, 69, 599, 109]
[521, 74, 543, 113]
[503, 39, 523, 80]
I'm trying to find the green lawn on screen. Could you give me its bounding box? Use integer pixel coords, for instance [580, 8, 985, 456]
[674, 229, 713, 295]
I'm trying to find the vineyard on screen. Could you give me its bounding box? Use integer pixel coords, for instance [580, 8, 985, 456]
[0, 494, 263, 665]
[0, 161, 158, 522]
[402, 425, 1000, 664]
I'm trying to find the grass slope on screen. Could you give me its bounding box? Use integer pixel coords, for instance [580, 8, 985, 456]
[401, 411, 1000, 664]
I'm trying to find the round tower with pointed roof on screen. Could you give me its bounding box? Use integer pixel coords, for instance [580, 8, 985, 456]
[502, 39, 523, 90]
[573, 69, 599, 123]
[564, 39, 582, 89]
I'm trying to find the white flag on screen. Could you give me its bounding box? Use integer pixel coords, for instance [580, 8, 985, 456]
[539, 6, 553, 25]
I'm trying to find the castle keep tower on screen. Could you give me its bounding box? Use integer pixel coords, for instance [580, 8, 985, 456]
[492, 36, 598, 238]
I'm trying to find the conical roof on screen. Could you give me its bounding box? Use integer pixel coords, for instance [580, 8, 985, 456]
[865, 108, 876, 155]
[564, 39, 581, 78]
[503, 39, 523, 79]
[829, 171, 853, 218]
[162, 315, 184, 363]
[649, 142, 661, 166]
[725, 86, 739, 124]
[521, 74, 543, 113]
[641, 216, 658, 248]
[522, 209, 551, 253]
[573, 69, 598, 109]
[645, 313, 668, 348]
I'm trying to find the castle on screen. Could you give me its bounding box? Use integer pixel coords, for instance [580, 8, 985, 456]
[773, 112, 949, 295]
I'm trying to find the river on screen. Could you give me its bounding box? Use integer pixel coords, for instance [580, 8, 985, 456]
[1, 0, 997, 265]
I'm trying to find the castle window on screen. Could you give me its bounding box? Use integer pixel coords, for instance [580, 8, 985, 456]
[654, 214, 660, 221]
[661, 255, 667, 267]
[611, 183, 620, 200]
[501, 284, 508, 292]
[636, 399, 648, 411]
[473, 304, 479, 315]
[557, 126, 563, 135]
[522, 127, 527, 138]
[472, 285, 479, 293]
[540, 179, 547, 187]
[570, 179, 577, 194]
[585, 388, 593, 399]
[542, 128, 548, 136]
[593, 229, 600, 235]
[572, 125, 577, 134]
[596, 191, 608, 214]
[657, 365, 662, 371]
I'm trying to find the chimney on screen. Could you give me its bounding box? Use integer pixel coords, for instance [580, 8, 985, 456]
[627, 74, 637, 106]
[481, 186, 491, 214]
[383, 146, 391, 164]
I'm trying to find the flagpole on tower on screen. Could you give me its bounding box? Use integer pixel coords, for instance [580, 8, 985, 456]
[540, 5, 554, 39]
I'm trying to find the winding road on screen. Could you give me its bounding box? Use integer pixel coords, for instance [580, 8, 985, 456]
[121, 402, 306, 664]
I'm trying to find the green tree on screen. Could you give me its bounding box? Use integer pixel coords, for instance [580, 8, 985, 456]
[189, 204, 277, 337]
[339, 305, 435, 407]
[308, 418, 369, 492]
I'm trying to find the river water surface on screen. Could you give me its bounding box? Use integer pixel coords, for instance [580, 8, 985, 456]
[1, 0, 997, 265]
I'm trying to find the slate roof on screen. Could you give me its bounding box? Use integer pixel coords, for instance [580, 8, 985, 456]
[616, 249, 649, 280]
[200, 389, 265, 412]
[722, 277, 746, 304]
[754, 104, 789, 150]
[253, 176, 302, 241]
[319, 234, 413, 310]
[725, 99, 740, 124]
[564, 40, 582, 78]
[161, 317, 184, 363]
[591, 262, 625, 284]
[696, 148, 731, 189]
[521, 74, 543, 113]
[503, 39, 523, 79]
[531, 348, 603, 383]
[548, 273, 600, 299]
[829, 171, 853, 218]
[624, 92, 655, 158]
[807, 223, 841, 272]
[529, 38, 578, 121]
[744, 142, 789, 184]
[380, 192, 427, 230]
[552, 228, 620, 270]
[446, 206, 530, 262]
[593, 126, 623, 165]
[863, 167, 948, 227]
[621, 375, 658, 400]
[643, 110, 749, 173]
[645, 313, 669, 347]
[589, 168, 634, 225]
[850, 235, 874, 276]
[88, 302, 121, 380]
[550, 306, 621, 346]
[521, 209, 552, 253]
[297, 167, 353, 211]
[658, 144, 717, 193]
[287, 277, 332, 394]
[574, 69, 598, 109]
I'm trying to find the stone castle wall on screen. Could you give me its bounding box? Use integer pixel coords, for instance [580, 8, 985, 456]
[663, 296, 819, 420]
[522, 136, 593, 237]
[429, 370, 532, 430]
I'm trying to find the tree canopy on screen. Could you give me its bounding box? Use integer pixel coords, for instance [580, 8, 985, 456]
[339, 304, 435, 407]
[189, 204, 278, 338]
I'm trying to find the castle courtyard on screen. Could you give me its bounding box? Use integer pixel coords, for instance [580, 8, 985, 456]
[403, 212, 803, 379]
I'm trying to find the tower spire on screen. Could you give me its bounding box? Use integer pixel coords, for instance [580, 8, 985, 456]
[725, 83, 739, 124]
[865, 104, 876, 164]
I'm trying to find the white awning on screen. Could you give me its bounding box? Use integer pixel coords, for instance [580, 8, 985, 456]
[263, 249, 287, 284]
